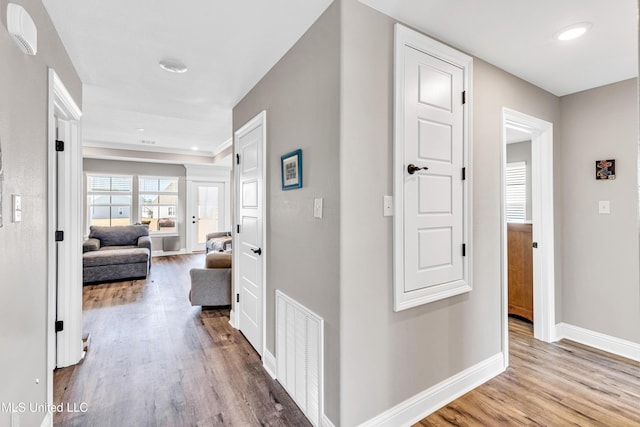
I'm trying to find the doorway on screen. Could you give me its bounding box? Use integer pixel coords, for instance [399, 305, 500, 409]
[501, 108, 556, 364]
[232, 111, 267, 357]
[47, 69, 83, 407]
[188, 181, 225, 253]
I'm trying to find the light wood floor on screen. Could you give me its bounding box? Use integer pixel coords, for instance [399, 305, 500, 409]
[54, 254, 311, 427]
[417, 318, 640, 426]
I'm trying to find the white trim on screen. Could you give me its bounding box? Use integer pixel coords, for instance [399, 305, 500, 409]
[501, 109, 555, 364]
[262, 348, 277, 379]
[358, 353, 505, 427]
[393, 23, 473, 311]
[555, 323, 640, 362]
[213, 137, 233, 157]
[232, 110, 267, 356]
[321, 413, 336, 427]
[151, 248, 187, 257]
[47, 69, 83, 408]
[40, 411, 52, 427]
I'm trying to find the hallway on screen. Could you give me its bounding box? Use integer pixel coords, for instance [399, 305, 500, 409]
[54, 254, 310, 426]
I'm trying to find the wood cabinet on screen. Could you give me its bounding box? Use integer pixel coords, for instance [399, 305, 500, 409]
[508, 223, 533, 322]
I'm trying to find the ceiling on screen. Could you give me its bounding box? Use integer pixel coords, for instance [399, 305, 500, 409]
[42, 0, 636, 160]
[42, 0, 334, 159]
[360, 0, 637, 96]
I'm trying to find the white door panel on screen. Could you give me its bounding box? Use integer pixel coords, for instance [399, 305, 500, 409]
[234, 112, 266, 356]
[394, 25, 472, 311]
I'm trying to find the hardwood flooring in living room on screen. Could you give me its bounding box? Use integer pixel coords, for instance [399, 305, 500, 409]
[54, 254, 311, 427]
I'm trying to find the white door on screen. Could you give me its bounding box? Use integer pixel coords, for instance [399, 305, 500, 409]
[188, 182, 224, 252]
[234, 112, 265, 356]
[394, 25, 472, 311]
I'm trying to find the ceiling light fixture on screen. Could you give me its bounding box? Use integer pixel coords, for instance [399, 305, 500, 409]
[555, 22, 592, 41]
[191, 146, 199, 151]
[136, 127, 145, 132]
[159, 59, 188, 74]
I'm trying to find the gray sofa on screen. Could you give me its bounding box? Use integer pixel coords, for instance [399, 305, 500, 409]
[190, 252, 232, 306]
[82, 225, 152, 284]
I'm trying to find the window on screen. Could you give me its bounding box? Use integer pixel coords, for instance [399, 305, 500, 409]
[87, 175, 133, 227]
[506, 162, 526, 223]
[139, 177, 179, 233]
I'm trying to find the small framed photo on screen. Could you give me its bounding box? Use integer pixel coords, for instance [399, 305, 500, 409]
[281, 149, 303, 190]
[596, 159, 615, 180]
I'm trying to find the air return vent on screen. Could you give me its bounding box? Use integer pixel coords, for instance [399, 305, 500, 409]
[7, 3, 37, 56]
[276, 290, 323, 426]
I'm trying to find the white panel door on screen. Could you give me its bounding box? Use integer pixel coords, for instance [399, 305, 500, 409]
[394, 24, 472, 311]
[188, 182, 223, 252]
[235, 112, 265, 356]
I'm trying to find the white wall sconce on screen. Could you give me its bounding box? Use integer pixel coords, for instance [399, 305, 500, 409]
[7, 3, 37, 55]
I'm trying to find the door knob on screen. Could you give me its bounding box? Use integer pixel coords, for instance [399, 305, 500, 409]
[407, 164, 429, 175]
[251, 247, 262, 255]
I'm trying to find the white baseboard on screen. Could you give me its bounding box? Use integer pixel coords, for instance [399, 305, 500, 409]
[151, 248, 187, 257]
[228, 310, 237, 329]
[358, 353, 505, 427]
[40, 411, 52, 427]
[555, 323, 640, 362]
[263, 349, 277, 379]
[321, 413, 336, 427]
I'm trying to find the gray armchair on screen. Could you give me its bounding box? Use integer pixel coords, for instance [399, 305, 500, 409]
[190, 252, 232, 306]
[205, 231, 232, 253]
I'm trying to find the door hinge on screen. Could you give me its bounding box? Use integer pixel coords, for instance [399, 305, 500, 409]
[55, 140, 64, 152]
[55, 320, 64, 333]
[462, 167, 466, 180]
[462, 91, 467, 105]
[236, 154, 240, 165]
[462, 243, 466, 257]
[236, 294, 240, 303]
[55, 230, 64, 242]
[236, 224, 240, 234]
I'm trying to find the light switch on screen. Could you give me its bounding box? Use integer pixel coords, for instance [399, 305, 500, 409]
[12, 194, 21, 223]
[598, 200, 610, 214]
[383, 195, 393, 217]
[314, 197, 323, 219]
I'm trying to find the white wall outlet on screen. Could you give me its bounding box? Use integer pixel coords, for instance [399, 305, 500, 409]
[313, 197, 323, 219]
[12, 194, 21, 223]
[383, 195, 393, 217]
[598, 200, 610, 214]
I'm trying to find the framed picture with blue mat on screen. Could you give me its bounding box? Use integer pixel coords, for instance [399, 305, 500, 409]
[281, 149, 302, 190]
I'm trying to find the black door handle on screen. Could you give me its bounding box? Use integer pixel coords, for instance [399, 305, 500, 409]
[407, 164, 429, 175]
[251, 248, 262, 255]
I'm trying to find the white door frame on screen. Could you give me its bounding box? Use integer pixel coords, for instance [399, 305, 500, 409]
[231, 111, 267, 359]
[47, 69, 83, 405]
[186, 180, 227, 252]
[501, 108, 555, 366]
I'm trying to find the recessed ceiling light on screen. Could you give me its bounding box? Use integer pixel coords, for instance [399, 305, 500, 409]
[191, 146, 199, 151]
[136, 127, 145, 132]
[555, 22, 592, 41]
[159, 59, 187, 74]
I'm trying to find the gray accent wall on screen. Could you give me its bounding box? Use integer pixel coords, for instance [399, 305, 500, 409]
[506, 140, 533, 221]
[559, 78, 640, 342]
[0, 0, 82, 426]
[232, 2, 341, 422]
[83, 159, 187, 251]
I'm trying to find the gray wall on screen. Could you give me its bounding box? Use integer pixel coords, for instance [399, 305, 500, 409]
[83, 159, 187, 251]
[232, 3, 341, 422]
[559, 78, 640, 342]
[0, 0, 82, 425]
[339, 0, 562, 424]
[506, 140, 533, 221]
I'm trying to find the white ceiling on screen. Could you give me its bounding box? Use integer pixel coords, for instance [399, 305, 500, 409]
[42, 0, 636, 159]
[42, 0, 334, 158]
[360, 0, 637, 96]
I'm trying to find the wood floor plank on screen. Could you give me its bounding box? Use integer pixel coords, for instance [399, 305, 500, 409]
[54, 254, 310, 427]
[417, 318, 640, 427]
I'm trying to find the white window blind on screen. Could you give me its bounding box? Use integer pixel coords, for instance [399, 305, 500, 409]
[87, 175, 133, 227]
[506, 162, 526, 223]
